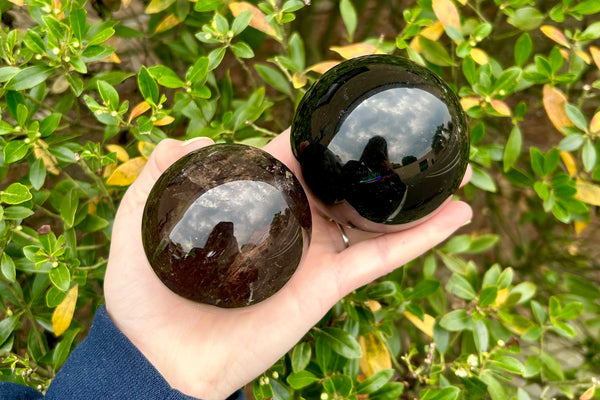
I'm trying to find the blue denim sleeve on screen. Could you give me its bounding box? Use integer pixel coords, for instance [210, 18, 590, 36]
[1, 305, 244, 400]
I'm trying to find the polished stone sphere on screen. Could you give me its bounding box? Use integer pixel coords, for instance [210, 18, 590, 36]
[142, 144, 312, 308]
[291, 55, 469, 232]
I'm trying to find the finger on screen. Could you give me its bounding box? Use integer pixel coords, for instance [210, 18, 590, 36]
[334, 200, 472, 295]
[263, 128, 299, 174]
[460, 164, 472, 188]
[123, 137, 215, 208]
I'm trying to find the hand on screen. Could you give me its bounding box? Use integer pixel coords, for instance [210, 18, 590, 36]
[103, 131, 472, 400]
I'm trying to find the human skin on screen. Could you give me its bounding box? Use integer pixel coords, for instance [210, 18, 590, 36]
[103, 129, 473, 400]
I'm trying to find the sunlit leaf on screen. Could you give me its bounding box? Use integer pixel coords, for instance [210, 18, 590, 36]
[540, 25, 569, 47]
[575, 180, 600, 206]
[33, 142, 60, 175]
[575, 51, 591, 64]
[359, 333, 392, 377]
[590, 111, 600, 133]
[409, 22, 444, 52]
[495, 288, 509, 306]
[229, 2, 279, 39]
[460, 96, 481, 111]
[579, 385, 595, 400]
[574, 221, 588, 236]
[106, 144, 129, 162]
[490, 99, 511, 116]
[153, 115, 175, 126]
[329, 43, 383, 59]
[306, 61, 340, 74]
[8, 0, 24, 6]
[560, 151, 577, 176]
[432, 0, 461, 34]
[154, 13, 181, 33]
[470, 48, 489, 65]
[106, 157, 147, 186]
[543, 84, 573, 134]
[404, 311, 435, 338]
[52, 285, 78, 336]
[292, 72, 307, 88]
[590, 46, 600, 69]
[145, 0, 175, 14]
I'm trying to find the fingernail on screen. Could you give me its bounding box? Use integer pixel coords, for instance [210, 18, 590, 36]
[181, 136, 212, 147]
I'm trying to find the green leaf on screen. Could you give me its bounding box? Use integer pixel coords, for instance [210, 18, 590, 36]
[558, 134, 585, 151]
[367, 281, 397, 299]
[67, 74, 84, 96]
[208, 46, 227, 71]
[473, 319, 489, 353]
[556, 302, 583, 320]
[60, 190, 79, 229]
[507, 7, 544, 31]
[503, 126, 522, 172]
[419, 36, 456, 66]
[138, 66, 159, 105]
[286, 370, 319, 389]
[97, 80, 120, 109]
[291, 342, 311, 373]
[540, 352, 564, 381]
[447, 274, 477, 300]
[370, 382, 405, 400]
[531, 300, 547, 324]
[49, 264, 71, 292]
[489, 355, 525, 374]
[7, 66, 55, 91]
[3, 206, 34, 220]
[340, 0, 357, 41]
[3, 140, 29, 164]
[148, 65, 185, 88]
[70, 8, 87, 42]
[87, 27, 115, 46]
[444, 234, 471, 253]
[24, 31, 46, 54]
[53, 327, 80, 368]
[509, 282, 536, 304]
[408, 279, 440, 300]
[420, 386, 460, 400]
[1, 183, 32, 205]
[43, 15, 68, 40]
[0, 316, 20, 346]
[522, 326, 543, 341]
[255, 64, 292, 96]
[440, 309, 472, 331]
[0, 67, 20, 83]
[231, 42, 255, 59]
[571, 0, 600, 15]
[317, 327, 362, 359]
[433, 319, 449, 354]
[357, 369, 394, 394]
[40, 113, 62, 136]
[470, 164, 497, 192]
[479, 286, 498, 307]
[232, 10, 252, 35]
[565, 104, 587, 131]
[194, 0, 219, 11]
[76, 214, 109, 232]
[582, 139, 597, 172]
[46, 286, 67, 308]
[467, 235, 499, 253]
[1, 254, 16, 282]
[480, 371, 505, 400]
[288, 32, 305, 71]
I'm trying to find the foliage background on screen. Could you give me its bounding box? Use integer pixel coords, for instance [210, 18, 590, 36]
[0, 0, 599, 399]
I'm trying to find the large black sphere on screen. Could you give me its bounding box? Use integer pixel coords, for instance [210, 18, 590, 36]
[142, 144, 311, 308]
[291, 55, 469, 232]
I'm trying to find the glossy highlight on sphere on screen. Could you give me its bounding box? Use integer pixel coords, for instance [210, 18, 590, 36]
[142, 144, 312, 308]
[291, 55, 469, 232]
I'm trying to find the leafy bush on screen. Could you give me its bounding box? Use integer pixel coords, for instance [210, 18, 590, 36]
[1, 0, 599, 398]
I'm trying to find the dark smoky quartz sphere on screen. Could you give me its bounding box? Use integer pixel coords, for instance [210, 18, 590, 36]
[291, 55, 469, 232]
[142, 144, 312, 308]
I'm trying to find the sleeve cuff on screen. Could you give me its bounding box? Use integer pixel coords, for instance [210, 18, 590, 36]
[45, 305, 244, 400]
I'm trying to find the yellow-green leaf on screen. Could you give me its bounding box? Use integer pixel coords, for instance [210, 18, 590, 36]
[229, 2, 279, 39]
[145, 0, 175, 14]
[590, 46, 600, 70]
[543, 84, 573, 134]
[590, 111, 600, 133]
[470, 48, 489, 65]
[490, 99, 511, 116]
[404, 311, 435, 338]
[106, 157, 147, 186]
[409, 22, 444, 52]
[138, 141, 156, 159]
[540, 25, 569, 47]
[154, 13, 181, 33]
[106, 144, 129, 162]
[575, 180, 600, 206]
[359, 333, 392, 377]
[52, 285, 78, 336]
[560, 151, 577, 177]
[460, 96, 482, 111]
[129, 101, 151, 122]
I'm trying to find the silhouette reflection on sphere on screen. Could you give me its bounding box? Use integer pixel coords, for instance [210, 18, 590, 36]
[142, 144, 312, 308]
[291, 55, 470, 232]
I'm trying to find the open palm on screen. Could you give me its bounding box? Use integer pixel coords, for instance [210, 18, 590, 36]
[103, 132, 472, 400]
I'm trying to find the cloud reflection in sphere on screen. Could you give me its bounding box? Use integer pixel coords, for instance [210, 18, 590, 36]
[291, 55, 469, 232]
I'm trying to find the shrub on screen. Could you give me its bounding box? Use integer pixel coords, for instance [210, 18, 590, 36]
[0, 0, 599, 398]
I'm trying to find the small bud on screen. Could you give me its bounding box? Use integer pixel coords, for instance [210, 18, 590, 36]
[150, 116, 156, 122]
[52, 261, 59, 268]
[96, 109, 104, 115]
[24, 138, 31, 144]
[35, 54, 43, 60]
[467, 354, 479, 368]
[111, 111, 118, 117]
[263, 377, 269, 385]
[42, 5, 51, 12]
[227, 30, 234, 38]
[36, 132, 42, 138]
[64, 56, 70, 62]
[455, 367, 468, 377]
[499, 90, 506, 96]
[52, 47, 60, 55]
[186, 87, 192, 93]
[73, 41, 80, 48]
[205, 33, 212, 40]
[497, 339, 505, 347]
[272, 371, 279, 379]
[320, 393, 328, 400]
[16, 225, 23, 231]
[6, 308, 13, 317]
